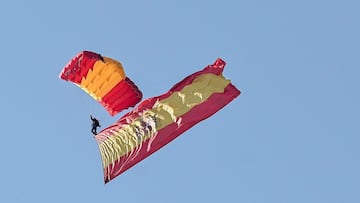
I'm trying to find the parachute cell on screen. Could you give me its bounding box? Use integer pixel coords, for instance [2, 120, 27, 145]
[59, 51, 142, 116]
[94, 58, 240, 183]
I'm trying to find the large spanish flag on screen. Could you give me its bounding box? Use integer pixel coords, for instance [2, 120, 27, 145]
[95, 58, 240, 183]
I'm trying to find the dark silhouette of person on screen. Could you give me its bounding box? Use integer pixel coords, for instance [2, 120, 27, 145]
[90, 115, 101, 135]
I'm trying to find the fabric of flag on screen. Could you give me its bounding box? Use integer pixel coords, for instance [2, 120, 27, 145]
[95, 58, 241, 183]
[59, 51, 142, 116]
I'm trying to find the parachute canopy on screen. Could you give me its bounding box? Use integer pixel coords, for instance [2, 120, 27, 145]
[95, 58, 240, 183]
[59, 51, 142, 116]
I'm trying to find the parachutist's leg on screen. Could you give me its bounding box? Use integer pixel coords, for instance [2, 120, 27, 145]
[91, 127, 97, 135]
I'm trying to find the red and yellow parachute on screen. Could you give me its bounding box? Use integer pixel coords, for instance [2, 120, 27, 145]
[59, 51, 142, 116]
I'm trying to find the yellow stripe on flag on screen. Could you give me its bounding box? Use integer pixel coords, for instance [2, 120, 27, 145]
[98, 73, 230, 168]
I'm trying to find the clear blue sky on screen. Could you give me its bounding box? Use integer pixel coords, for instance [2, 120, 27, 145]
[1, 0, 359, 202]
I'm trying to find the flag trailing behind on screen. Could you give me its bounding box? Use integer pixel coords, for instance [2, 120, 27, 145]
[59, 51, 142, 116]
[95, 58, 240, 183]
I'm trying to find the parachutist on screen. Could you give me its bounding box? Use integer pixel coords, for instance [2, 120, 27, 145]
[90, 115, 101, 135]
